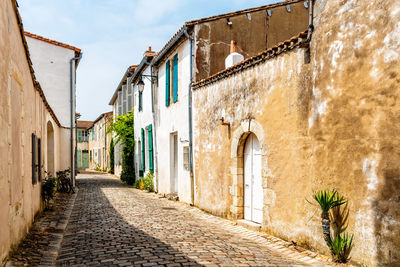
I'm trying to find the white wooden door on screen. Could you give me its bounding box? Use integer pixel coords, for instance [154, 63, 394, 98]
[244, 133, 263, 224]
[170, 133, 178, 193]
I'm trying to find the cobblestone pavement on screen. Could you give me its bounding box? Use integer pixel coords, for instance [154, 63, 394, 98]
[7, 190, 77, 266]
[55, 174, 327, 267]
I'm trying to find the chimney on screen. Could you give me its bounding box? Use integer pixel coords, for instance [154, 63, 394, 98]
[225, 40, 244, 68]
[144, 46, 155, 57]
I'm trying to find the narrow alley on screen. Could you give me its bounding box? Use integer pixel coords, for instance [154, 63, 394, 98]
[9, 173, 326, 266]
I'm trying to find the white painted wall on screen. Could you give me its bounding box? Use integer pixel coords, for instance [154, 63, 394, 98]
[26, 36, 76, 127]
[155, 40, 192, 203]
[133, 65, 154, 181]
[26, 36, 78, 175]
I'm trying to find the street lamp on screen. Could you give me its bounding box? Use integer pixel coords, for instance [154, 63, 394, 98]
[137, 78, 145, 93]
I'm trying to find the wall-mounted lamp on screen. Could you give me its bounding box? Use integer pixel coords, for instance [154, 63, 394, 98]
[221, 117, 230, 126]
[227, 18, 233, 25]
[137, 73, 157, 93]
[137, 77, 145, 93]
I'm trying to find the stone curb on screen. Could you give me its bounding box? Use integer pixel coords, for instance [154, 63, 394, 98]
[38, 188, 79, 267]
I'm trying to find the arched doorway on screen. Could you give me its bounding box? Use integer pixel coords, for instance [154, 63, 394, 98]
[243, 133, 263, 223]
[47, 121, 55, 176]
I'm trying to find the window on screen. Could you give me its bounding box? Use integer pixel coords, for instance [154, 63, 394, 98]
[148, 124, 154, 172]
[165, 60, 170, 106]
[173, 54, 178, 103]
[82, 130, 88, 142]
[183, 146, 189, 171]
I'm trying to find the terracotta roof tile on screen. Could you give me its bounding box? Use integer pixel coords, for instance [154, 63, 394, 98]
[24, 31, 81, 57]
[192, 30, 309, 89]
[77, 120, 93, 129]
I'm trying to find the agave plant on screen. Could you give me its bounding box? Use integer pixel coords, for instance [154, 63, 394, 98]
[328, 233, 354, 263]
[312, 189, 346, 243]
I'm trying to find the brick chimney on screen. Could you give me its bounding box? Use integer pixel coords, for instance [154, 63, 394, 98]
[225, 40, 244, 68]
[144, 46, 156, 57]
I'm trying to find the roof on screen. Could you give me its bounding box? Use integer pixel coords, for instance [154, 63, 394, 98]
[186, 0, 302, 26]
[153, 0, 303, 66]
[77, 120, 93, 129]
[91, 111, 113, 126]
[24, 31, 82, 57]
[11, 0, 62, 128]
[192, 31, 308, 89]
[128, 52, 157, 86]
[108, 65, 138, 105]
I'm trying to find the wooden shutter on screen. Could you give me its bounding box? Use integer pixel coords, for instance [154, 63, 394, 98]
[139, 91, 143, 111]
[38, 138, 42, 182]
[165, 60, 170, 106]
[77, 130, 82, 142]
[148, 125, 154, 172]
[31, 133, 37, 184]
[141, 128, 145, 171]
[173, 54, 178, 103]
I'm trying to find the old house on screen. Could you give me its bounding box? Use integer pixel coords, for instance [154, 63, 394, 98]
[152, 0, 309, 203]
[0, 0, 81, 262]
[192, 0, 400, 266]
[108, 65, 137, 176]
[88, 111, 113, 171]
[128, 48, 157, 180]
[77, 120, 92, 170]
[24, 31, 82, 185]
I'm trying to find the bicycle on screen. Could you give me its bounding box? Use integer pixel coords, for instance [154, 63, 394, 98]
[56, 168, 75, 194]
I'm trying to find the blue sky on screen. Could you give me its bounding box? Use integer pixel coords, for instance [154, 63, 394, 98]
[19, 0, 281, 120]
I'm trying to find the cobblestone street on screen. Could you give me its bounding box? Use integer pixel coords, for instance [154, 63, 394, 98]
[9, 173, 329, 266]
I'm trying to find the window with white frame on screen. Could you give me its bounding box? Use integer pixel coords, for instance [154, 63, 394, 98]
[183, 146, 189, 171]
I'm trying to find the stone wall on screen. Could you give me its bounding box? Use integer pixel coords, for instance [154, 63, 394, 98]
[0, 0, 62, 262]
[192, 0, 400, 265]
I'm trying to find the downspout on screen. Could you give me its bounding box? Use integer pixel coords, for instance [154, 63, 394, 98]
[303, 0, 314, 63]
[184, 28, 195, 205]
[70, 53, 82, 187]
[145, 60, 159, 192]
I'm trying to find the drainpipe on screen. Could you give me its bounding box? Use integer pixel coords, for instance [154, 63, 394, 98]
[184, 28, 195, 206]
[144, 60, 159, 192]
[70, 53, 82, 187]
[306, 0, 314, 42]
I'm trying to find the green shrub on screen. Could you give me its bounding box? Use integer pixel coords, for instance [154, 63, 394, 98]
[328, 233, 354, 263]
[109, 138, 115, 174]
[134, 179, 140, 189]
[142, 171, 154, 192]
[41, 176, 56, 210]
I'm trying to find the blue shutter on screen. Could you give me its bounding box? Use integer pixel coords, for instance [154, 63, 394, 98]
[173, 54, 178, 103]
[165, 60, 170, 107]
[141, 128, 145, 172]
[148, 125, 153, 172]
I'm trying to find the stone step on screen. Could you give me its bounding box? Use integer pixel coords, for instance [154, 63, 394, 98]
[237, 219, 261, 232]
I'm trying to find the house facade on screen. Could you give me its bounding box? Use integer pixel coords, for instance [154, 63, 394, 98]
[128, 49, 157, 180]
[152, 0, 309, 204]
[192, 0, 400, 266]
[25, 30, 82, 184]
[88, 111, 113, 171]
[108, 65, 136, 176]
[0, 0, 80, 262]
[77, 120, 92, 170]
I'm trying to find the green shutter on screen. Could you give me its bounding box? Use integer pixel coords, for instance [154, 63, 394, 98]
[148, 124, 153, 172]
[77, 149, 82, 168]
[165, 60, 170, 106]
[141, 128, 145, 171]
[139, 92, 143, 111]
[173, 54, 178, 103]
[77, 130, 82, 142]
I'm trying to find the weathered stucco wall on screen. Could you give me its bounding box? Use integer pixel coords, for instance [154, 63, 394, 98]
[193, 1, 400, 266]
[194, 0, 308, 81]
[0, 0, 62, 262]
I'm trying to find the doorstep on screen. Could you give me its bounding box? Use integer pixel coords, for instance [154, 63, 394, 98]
[237, 219, 261, 232]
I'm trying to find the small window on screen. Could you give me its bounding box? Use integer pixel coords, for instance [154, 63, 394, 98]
[183, 146, 189, 171]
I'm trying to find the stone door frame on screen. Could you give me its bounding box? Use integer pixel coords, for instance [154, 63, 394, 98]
[230, 119, 274, 227]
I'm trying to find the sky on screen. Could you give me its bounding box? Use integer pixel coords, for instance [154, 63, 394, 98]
[19, 0, 281, 121]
